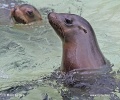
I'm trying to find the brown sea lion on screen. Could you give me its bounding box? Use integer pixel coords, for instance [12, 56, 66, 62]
[10, 4, 42, 24]
[48, 12, 109, 73]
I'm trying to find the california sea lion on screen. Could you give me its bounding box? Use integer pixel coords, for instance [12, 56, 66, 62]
[10, 4, 42, 24]
[48, 12, 109, 73]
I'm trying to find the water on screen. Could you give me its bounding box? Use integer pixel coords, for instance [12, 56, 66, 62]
[0, 0, 120, 100]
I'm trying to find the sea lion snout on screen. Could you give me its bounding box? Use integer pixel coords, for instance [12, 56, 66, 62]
[48, 12, 57, 20]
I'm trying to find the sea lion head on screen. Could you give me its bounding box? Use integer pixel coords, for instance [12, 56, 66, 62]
[10, 4, 42, 24]
[48, 12, 93, 43]
[48, 12, 108, 72]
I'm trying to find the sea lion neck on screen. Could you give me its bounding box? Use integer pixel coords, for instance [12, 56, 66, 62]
[62, 33, 106, 72]
[48, 12, 108, 73]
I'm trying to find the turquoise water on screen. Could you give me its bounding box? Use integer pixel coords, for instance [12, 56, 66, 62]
[0, 0, 120, 100]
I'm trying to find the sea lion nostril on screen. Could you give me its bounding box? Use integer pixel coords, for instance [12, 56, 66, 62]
[48, 12, 57, 19]
[14, 7, 17, 11]
[48, 12, 51, 17]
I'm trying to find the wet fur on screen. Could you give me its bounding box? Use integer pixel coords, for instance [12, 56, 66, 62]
[48, 12, 109, 73]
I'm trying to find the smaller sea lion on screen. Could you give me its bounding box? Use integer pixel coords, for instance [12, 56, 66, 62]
[48, 12, 110, 73]
[10, 4, 42, 24]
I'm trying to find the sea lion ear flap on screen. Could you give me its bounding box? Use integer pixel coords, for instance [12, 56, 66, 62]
[83, 28, 87, 33]
[78, 26, 87, 34]
[26, 10, 34, 18]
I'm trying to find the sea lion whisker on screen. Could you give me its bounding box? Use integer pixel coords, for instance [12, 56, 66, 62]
[57, 23, 66, 42]
[56, 22, 66, 42]
[49, 18, 66, 41]
[59, 27, 66, 42]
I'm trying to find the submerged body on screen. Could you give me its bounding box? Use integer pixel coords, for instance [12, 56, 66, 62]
[48, 12, 109, 73]
[10, 4, 42, 24]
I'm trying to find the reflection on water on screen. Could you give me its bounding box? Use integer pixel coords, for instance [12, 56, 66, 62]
[0, 0, 120, 100]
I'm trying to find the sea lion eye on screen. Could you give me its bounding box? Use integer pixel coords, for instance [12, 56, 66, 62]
[26, 10, 34, 18]
[65, 18, 73, 25]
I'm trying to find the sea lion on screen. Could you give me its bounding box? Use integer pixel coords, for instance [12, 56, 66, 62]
[48, 12, 109, 73]
[10, 4, 42, 24]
